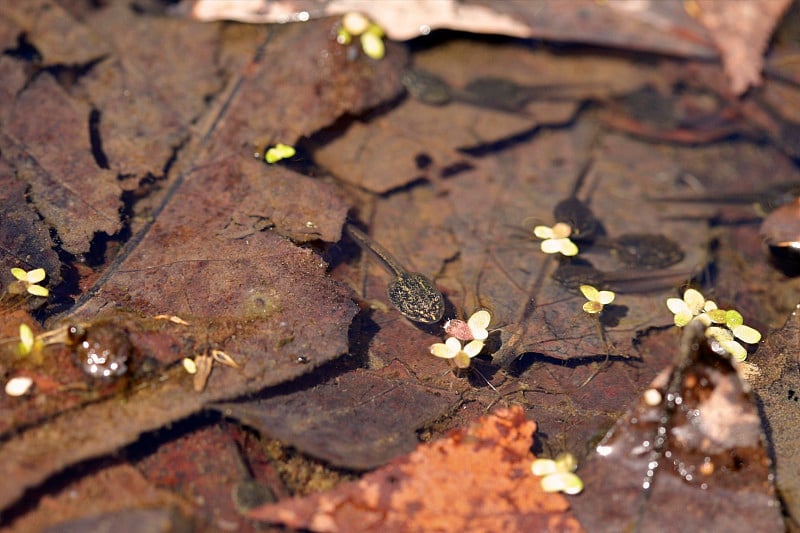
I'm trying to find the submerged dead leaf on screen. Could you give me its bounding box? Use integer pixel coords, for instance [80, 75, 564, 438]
[214, 364, 459, 470]
[79, 1, 222, 180]
[2, 73, 121, 254]
[248, 405, 583, 533]
[318, 38, 800, 483]
[316, 38, 655, 193]
[186, 0, 792, 95]
[357, 125, 715, 364]
[0, 236, 357, 510]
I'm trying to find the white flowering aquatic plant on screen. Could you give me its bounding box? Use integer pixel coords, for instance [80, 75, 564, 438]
[533, 222, 579, 257]
[429, 337, 484, 369]
[531, 452, 584, 495]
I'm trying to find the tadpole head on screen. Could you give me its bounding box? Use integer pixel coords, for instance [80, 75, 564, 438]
[553, 197, 599, 241]
[612, 233, 685, 269]
[552, 259, 604, 291]
[387, 272, 445, 324]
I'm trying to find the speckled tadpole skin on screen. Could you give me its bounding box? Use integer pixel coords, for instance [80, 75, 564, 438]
[387, 272, 445, 324]
[345, 224, 444, 324]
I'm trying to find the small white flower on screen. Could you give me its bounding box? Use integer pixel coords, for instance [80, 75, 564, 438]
[444, 309, 491, 341]
[429, 337, 484, 369]
[580, 285, 615, 314]
[342, 12, 370, 34]
[533, 223, 578, 257]
[666, 288, 716, 327]
[531, 453, 583, 495]
[9, 267, 49, 297]
[5, 376, 33, 397]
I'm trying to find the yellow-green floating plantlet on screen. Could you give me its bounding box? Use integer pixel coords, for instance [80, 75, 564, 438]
[336, 26, 352, 45]
[531, 452, 584, 495]
[265, 143, 296, 164]
[533, 222, 579, 256]
[580, 284, 615, 314]
[360, 30, 385, 60]
[8, 267, 49, 297]
[705, 309, 761, 343]
[705, 323, 761, 362]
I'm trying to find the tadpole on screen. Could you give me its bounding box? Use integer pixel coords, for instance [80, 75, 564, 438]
[344, 223, 445, 324]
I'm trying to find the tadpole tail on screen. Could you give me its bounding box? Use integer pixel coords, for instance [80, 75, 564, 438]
[645, 192, 760, 205]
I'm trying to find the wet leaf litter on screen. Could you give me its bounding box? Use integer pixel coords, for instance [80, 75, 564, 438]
[570, 321, 783, 533]
[1, 1, 800, 531]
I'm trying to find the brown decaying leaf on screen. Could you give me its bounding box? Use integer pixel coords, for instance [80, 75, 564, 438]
[213, 364, 459, 470]
[749, 302, 800, 527]
[694, 0, 792, 95]
[38, 508, 193, 533]
[329, 94, 800, 503]
[1, 1, 799, 530]
[1, 73, 121, 254]
[134, 423, 268, 531]
[313, 38, 800, 474]
[248, 405, 583, 533]
[2, 0, 111, 66]
[0, 5, 407, 515]
[317, 38, 651, 193]
[185, 0, 794, 96]
[184, 0, 718, 58]
[79, 1, 223, 180]
[0, 236, 356, 511]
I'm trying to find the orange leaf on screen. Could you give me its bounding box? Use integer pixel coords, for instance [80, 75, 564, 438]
[249, 406, 583, 532]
